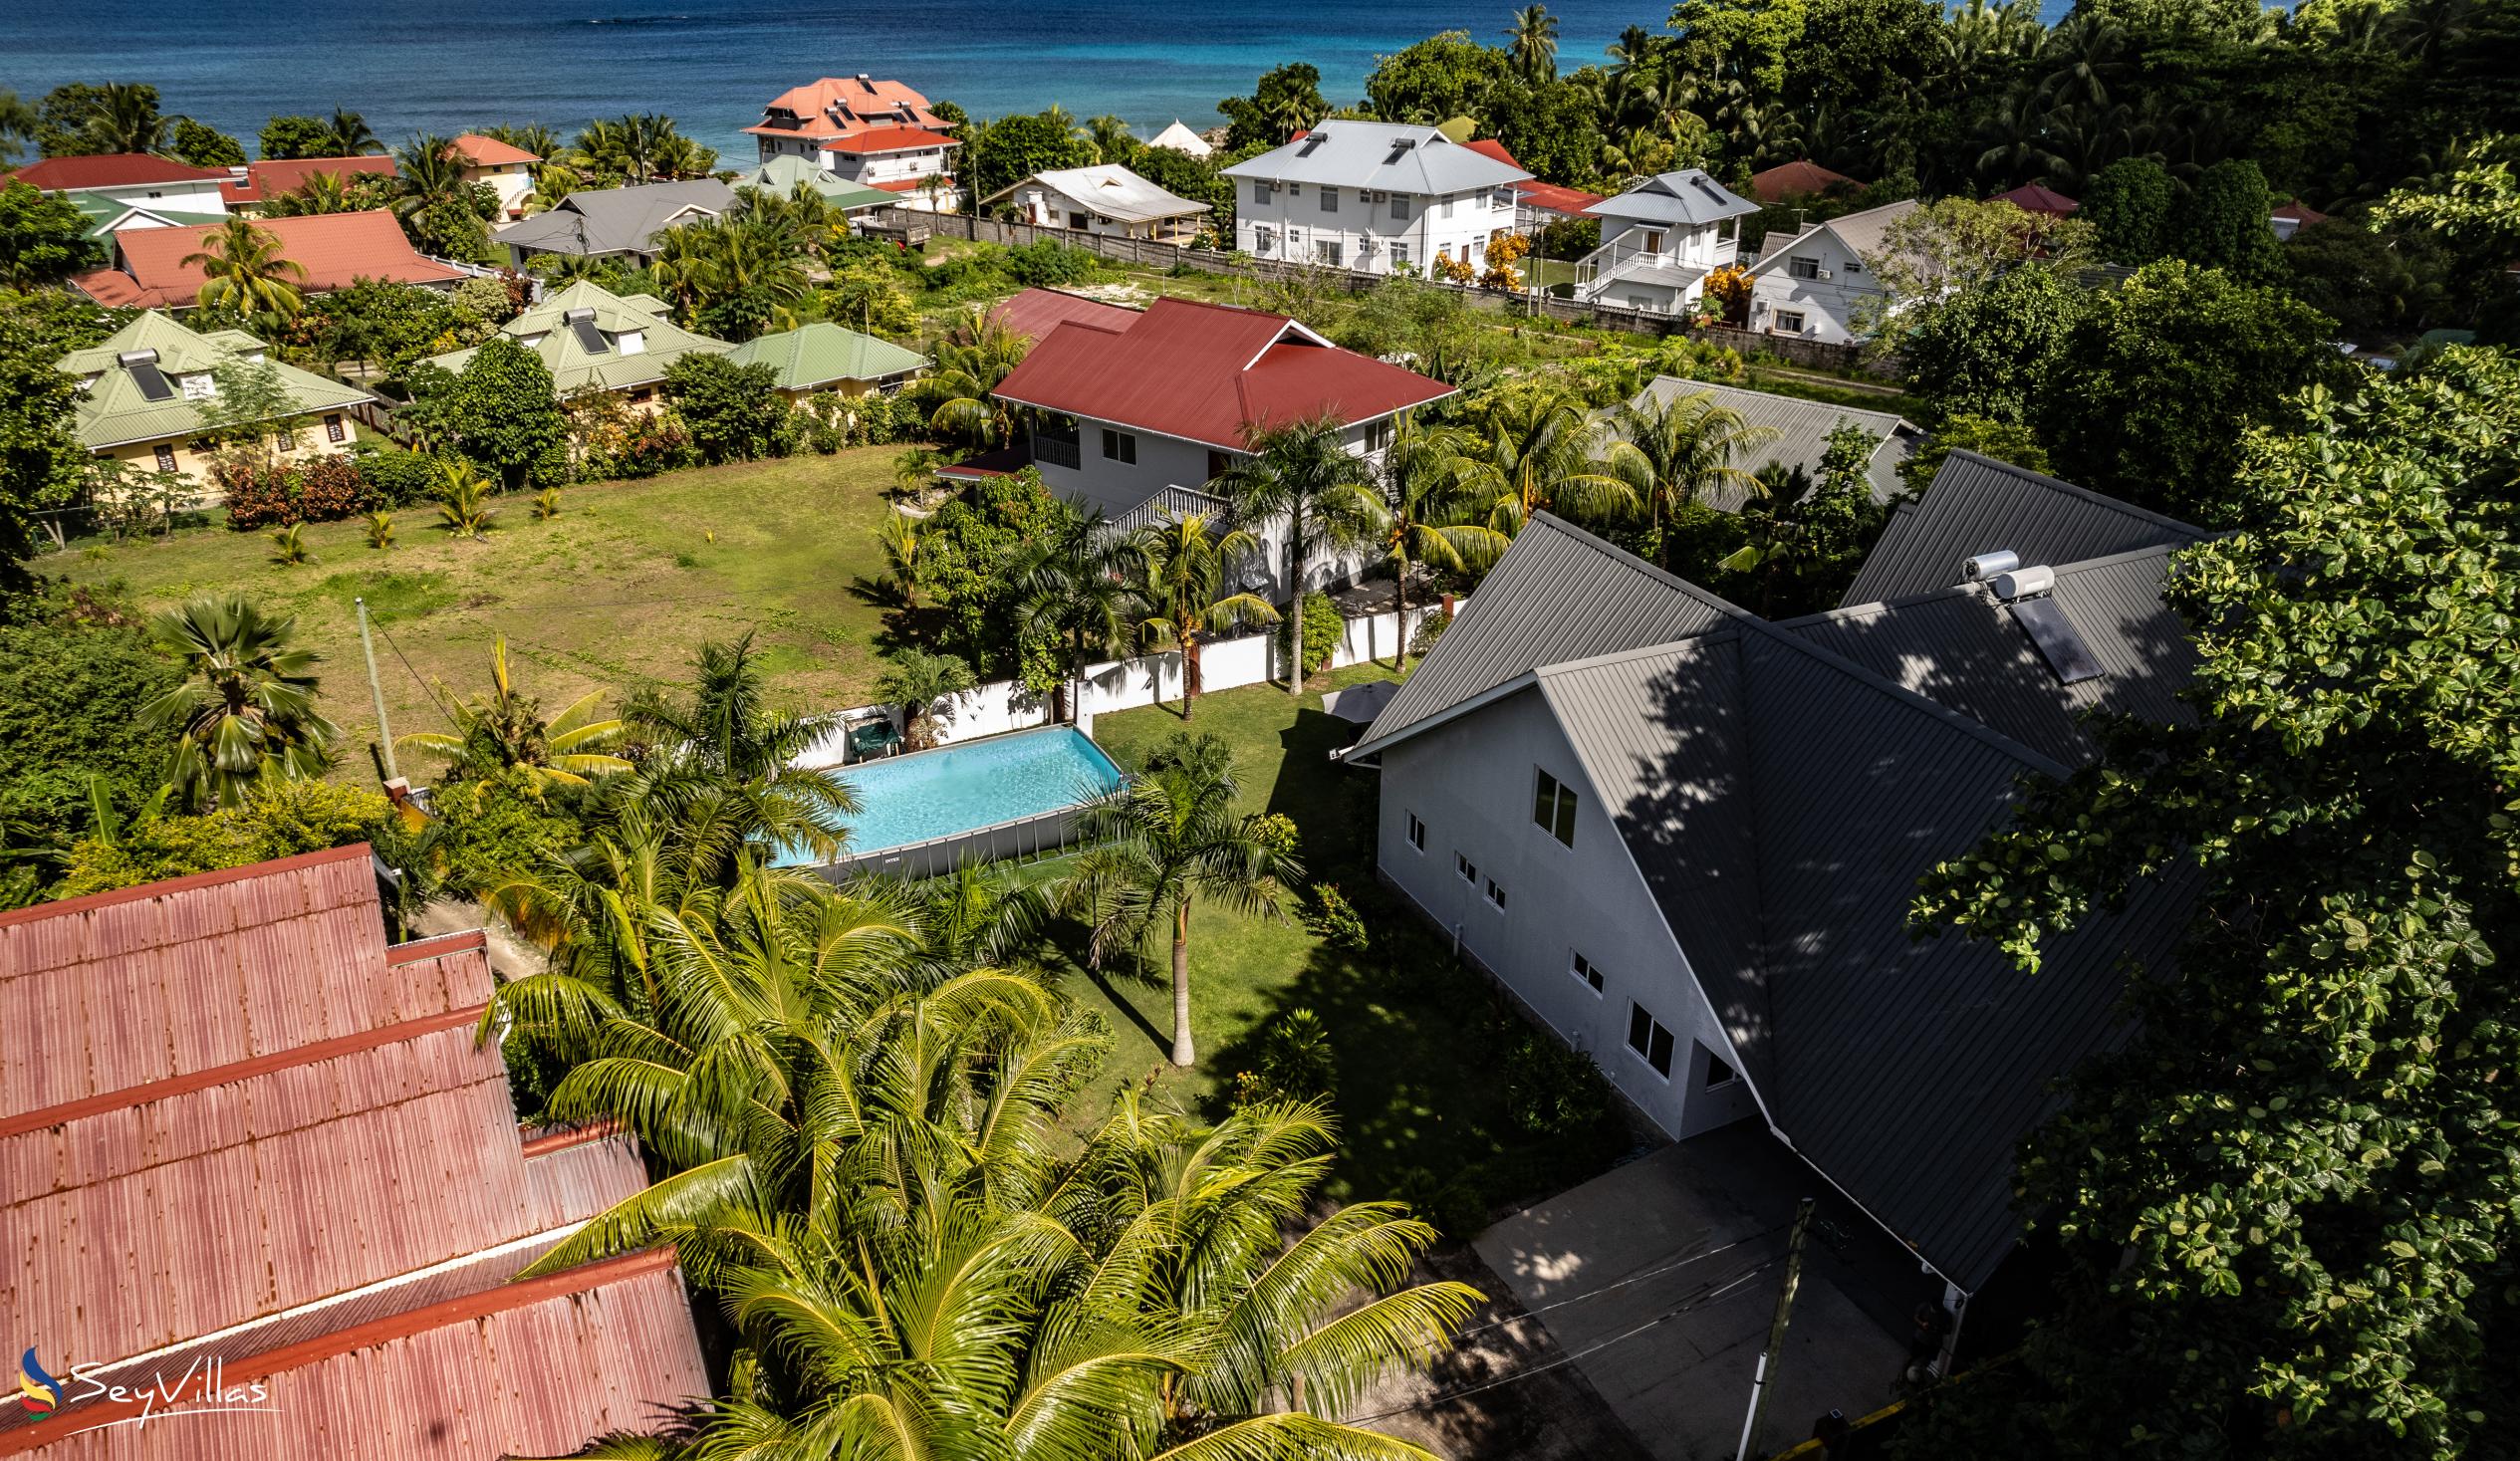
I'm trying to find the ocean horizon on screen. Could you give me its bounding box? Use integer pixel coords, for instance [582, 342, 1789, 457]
[5, 0, 2080, 161]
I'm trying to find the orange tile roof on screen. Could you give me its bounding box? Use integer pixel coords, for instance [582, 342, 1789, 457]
[451, 131, 539, 166]
[74, 210, 467, 307]
[1749, 159, 1864, 203]
[222, 154, 397, 205]
[1, 153, 231, 191]
[750, 75, 950, 140]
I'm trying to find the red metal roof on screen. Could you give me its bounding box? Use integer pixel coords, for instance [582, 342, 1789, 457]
[2272, 200, 2330, 226]
[0, 1247, 706, 1459]
[1749, 159, 1864, 203]
[1, 154, 232, 191]
[0, 849, 703, 1453]
[1516, 179, 1606, 216]
[984, 286, 1141, 342]
[1991, 182, 2080, 216]
[1462, 138, 1518, 167]
[222, 155, 396, 205]
[822, 125, 959, 155]
[450, 131, 539, 167]
[992, 296, 1455, 450]
[72, 210, 468, 308]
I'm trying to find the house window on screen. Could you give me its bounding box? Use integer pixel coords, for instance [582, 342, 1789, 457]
[628, 386, 654, 404]
[1102, 428, 1136, 464]
[1321, 186, 1339, 212]
[1640, 229, 1665, 255]
[1253, 181, 1273, 205]
[1455, 852, 1477, 884]
[1484, 876, 1507, 910]
[1533, 768, 1577, 847]
[1439, 195, 1454, 220]
[1842, 258, 1864, 275]
[1406, 812, 1425, 852]
[1774, 311, 1807, 335]
[1702, 1046, 1737, 1089]
[1391, 242, 1409, 269]
[1069, 210, 1091, 229]
[1364, 418, 1393, 453]
[324, 413, 345, 443]
[1316, 239, 1343, 266]
[1389, 193, 1408, 220]
[1254, 226, 1276, 254]
[1572, 950, 1605, 994]
[152, 442, 176, 472]
[1627, 1003, 1676, 1079]
[1788, 255, 1822, 281]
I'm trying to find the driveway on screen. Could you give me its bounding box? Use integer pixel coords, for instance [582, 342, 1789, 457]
[1474, 1123, 1937, 1461]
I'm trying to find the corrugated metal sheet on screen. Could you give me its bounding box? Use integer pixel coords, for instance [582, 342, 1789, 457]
[1780, 546, 2197, 766]
[984, 286, 1141, 344]
[9, 1253, 707, 1460]
[1841, 450, 2201, 607]
[1633, 378, 1917, 508]
[1355, 514, 1744, 757]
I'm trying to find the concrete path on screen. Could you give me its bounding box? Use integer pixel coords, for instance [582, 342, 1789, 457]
[1475, 1124, 1930, 1461]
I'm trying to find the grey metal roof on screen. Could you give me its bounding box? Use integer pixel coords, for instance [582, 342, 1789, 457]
[982, 164, 1210, 223]
[1222, 121, 1530, 194]
[1634, 377, 1918, 509]
[1781, 545, 2195, 766]
[1841, 450, 2202, 606]
[1597, 258, 1709, 292]
[1751, 198, 1919, 272]
[1586, 169, 1758, 228]
[1361, 511, 2195, 1291]
[1353, 514, 1743, 755]
[493, 178, 737, 257]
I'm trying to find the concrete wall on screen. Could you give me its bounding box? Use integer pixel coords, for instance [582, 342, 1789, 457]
[1376, 688, 1759, 1141]
[1234, 179, 1516, 276]
[1748, 229, 1888, 344]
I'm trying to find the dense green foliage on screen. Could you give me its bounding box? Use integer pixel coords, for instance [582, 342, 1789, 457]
[659, 353, 788, 464]
[441, 337, 568, 489]
[55, 779, 390, 898]
[1902, 347, 2520, 1461]
[0, 587, 180, 906]
[168, 118, 246, 167]
[0, 296, 90, 598]
[0, 182, 100, 288]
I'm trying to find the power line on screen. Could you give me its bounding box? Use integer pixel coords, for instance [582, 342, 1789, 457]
[1349, 1256, 1783, 1424]
[371, 621, 463, 729]
[1454, 1221, 1790, 1340]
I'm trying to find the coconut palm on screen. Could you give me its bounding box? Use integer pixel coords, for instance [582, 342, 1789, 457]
[142, 595, 340, 811]
[1084, 114, 1137, 164]
[915, 316, 1030, 447]
[395, 635, 630, 787]
[1602, 386, 1777, 570]
[1210, 415, 1378, 695]
[873, 647, 977, 752]
[80, 83, 171, 155]
[1060, 731, 1299, 1066]
[1009, 504, 1142, 723]
[1462, 387, 1638, 534]
[391, 132, 478, 252]
[434, 457, 496, 537]
[1130, 512, 1279, 717]
[263, 168, 364, 217]
[324, 108, 383, 155]
[523, 160, 583, 214]
[1507, 4, 1562, 83]
[1338, 422, 1508, 668]
[876, 508, 926, 608]
[890, 444, 954, 501]
[180, 218, 308, 323]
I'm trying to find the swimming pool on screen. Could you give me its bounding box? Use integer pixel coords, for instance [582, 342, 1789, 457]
[791, 726, 1126, 872]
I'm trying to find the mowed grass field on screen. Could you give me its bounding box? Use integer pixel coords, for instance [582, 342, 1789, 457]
[53, 448, 903, 786]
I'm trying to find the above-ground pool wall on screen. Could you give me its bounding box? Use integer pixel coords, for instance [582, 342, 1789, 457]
[817, 802, 1093, 881]
[796, 598, 1463, 765]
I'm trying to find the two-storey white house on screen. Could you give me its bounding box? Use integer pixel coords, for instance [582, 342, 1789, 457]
[743, 75, 960, 208]
[1571, 169, 1760, 314]
[1744, 198, 1919, 343]
[988, 296, 1454, 598]
[1221, 121, 1529, 276]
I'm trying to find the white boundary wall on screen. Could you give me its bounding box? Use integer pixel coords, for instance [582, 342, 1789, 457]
[798, 598, 1456, 767]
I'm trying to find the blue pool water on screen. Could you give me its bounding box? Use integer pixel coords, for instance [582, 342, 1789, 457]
[808, 726, 1125, 861]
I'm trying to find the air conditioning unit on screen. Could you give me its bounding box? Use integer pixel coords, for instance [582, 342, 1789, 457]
[1817, 268, 1833, 281]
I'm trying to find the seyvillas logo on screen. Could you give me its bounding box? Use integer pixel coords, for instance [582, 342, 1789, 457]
[17, 1349, 63, 1415]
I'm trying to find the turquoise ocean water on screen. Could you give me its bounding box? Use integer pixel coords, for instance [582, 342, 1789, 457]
[11, 0, 1678, 156]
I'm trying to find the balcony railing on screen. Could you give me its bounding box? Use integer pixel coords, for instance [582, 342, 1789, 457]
[1034, 434, 1081, 469]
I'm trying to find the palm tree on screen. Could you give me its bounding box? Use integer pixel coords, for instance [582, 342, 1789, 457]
[434, 457, 496, 537]
[890, 444, 954, 501]
[263, 168, 362, 216]
[873, 647, 977, 751]
[1340, 423, 1508, 668]
[1462, 387, 1637, 534]
[1009, 504, 1141, 723]
[324, 108, 383, 155]
[391, 133, 475, 250]
[180, 218, 308, 323]
[1130, 512, 1279, 716]
[876, 508, 925, 608]
[394, 635, 630, 786]
[80, 83, 171, 155]
[1601, 386, 1777, 570]
[1507, 4, 1561, 83]
[914, 316, 1030, 447]
[142, 595, 339, 811]
[1084, 114, 1137, 163]
[1211, 415, 1377, 695]
[1061, 731, 1299, 1065]
[523, 160, 583, 214]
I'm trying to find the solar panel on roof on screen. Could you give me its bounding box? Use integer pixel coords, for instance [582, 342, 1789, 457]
[120, 351, 176, 401]
[2010, 598, 2104, 684]
[565, 310, 609, 355]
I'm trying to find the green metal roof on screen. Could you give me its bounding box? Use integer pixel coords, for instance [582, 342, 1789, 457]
[725, 322, 924, 391]
[61, 311, 373, 451]
[421, 278, 729, 395]
[72, 194, 231, 241]
[741, 155, 895, 212]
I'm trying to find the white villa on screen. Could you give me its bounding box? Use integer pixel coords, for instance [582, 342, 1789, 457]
[1744, 199, 1920, 343]
[743, 75, 959, 208]
[981, 164, 1209, 244]
[1572, 169, 1760, 314]
[1222, 121, 1529, 276]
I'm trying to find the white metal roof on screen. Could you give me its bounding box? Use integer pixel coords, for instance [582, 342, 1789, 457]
[1222, 121, 1530, 194]
[982, 164, 1210, 223]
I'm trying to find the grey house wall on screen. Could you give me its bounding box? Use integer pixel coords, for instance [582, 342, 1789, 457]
[1377, 688, 1758, 1139]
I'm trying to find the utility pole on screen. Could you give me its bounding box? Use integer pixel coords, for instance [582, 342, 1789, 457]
[1733, 1197, 1818, 1461]
[356, 597, 397, 783]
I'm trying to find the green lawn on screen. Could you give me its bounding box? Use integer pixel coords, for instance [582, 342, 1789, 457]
[52, 448, 905, 787]
[1057, 665, 1629, 1230]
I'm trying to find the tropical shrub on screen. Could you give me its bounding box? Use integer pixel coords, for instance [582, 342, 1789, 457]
[1534, 214, 1600, 260]
[1276, 589, 1342, 677]
[1503, 1022, 1618, 1139]
[1304, 880, 1369, 950]
[659, 354, 788, 464]
[0, 587, 181, 907]
[416, 766, 587, 900]
[348, 444, 442, 507]
[54, 780, 391, 899]
[1407, 605, 1452, 657]
[1232, 1006, 1339, 1106]
[1000, 239, 1102, 287]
